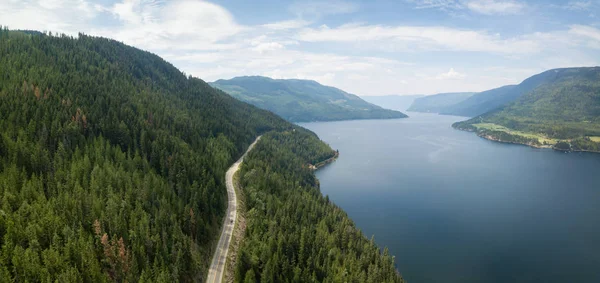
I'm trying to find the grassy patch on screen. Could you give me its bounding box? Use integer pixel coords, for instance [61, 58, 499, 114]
[472, 123, 560, 145]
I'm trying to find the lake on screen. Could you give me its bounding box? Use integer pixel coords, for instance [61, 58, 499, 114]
[300, 112, 600, 283]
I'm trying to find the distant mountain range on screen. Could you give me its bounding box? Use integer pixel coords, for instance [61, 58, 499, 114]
[406, 68, 577, 118]
[441, 69, 566, 117]
[361, 94, 425, 111]
[407, 92, 475, 114]
[210, 76, 407, 122]
[454, 67, 600, 152]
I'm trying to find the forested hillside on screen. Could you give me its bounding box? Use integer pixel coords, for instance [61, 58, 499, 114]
[210, 76, 407, 122]
[0, 28, 403, 282]
[439, 86, 517, 116]
[441, 69, 566, 117]
[406, 92, 474, 114]
[236, 129, 403, 283]
[454, 67, 600, 152]
[0, 28, 293, 282]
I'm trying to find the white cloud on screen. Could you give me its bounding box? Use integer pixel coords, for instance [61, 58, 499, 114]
[92, 0, 244, 51]
[297, 23, 540, 54]
[262, 19, 311, 30]
[289, 0, 358, 17]
[38, 0, 68, 10]
[0, 0, 97, 33]
[563, 1, 593, 10]
[569, 25, 600, 42]
[408, 0, 463, 10]
[162, 52, 226, 64]
[436, 68, 467, 79]
[466, 0, 524, 15]
[407, 0, 525, 15]
[252, 42, 285, 53]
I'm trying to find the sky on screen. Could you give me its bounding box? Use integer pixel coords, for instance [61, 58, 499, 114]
[1, 0, 600, 96]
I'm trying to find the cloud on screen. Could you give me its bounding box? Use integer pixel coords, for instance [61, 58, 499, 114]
[407, 0, 525, 15]
[162, 52, 226, 64]
[0, 0, 97, 33]
[436, 68, 466, 79]
[563, 1, 593, 10]
[92, 0, 244, 51]
[570, 25, 600, 41]
[466, 0, 524, 15]
[262, 19, 311, 30]
[252, 42, 285, 53]
[408, 0, 463, 10]
[297, 23, 540, 54]
[289, 0, 358, 17]
[569, 25, 600, 48]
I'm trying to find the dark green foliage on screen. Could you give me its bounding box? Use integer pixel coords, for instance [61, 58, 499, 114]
[407, 92, 474, 114]
[570, 137, 600, 152]
[236, 129, 403, 283]
[0, 28, 404, 282]
[454, 67, 600, 151]
[0, 29, 291, 281]
[210, 76, 407, 122]
[554, 141, 572, 151]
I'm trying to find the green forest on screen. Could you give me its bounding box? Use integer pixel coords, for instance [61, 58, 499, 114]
[454, 67, 600, 152]
[236, 129, 403, 283]
[0, 28, 402, 282]
[0, 27, 290, 282]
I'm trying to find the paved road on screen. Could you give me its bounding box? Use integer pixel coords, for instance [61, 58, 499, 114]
[206, 136, 261, 283]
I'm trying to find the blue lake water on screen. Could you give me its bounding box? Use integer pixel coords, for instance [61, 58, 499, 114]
[300, 112, 600, 283]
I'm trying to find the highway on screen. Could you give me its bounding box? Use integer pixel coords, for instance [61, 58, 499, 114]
[206, 136, 261, 283]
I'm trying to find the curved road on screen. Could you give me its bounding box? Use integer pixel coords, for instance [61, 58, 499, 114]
[206, 136, 261, 283]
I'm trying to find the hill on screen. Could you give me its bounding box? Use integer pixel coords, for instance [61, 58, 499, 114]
[361, 94, 425, 111]
[0, 28, 402, 282]
[441, 69, 566, 117]
[453, 67, 600, 152]
[407, 92, 475, 114]
[210, 76, 407, 122]
[235, 129, 403, 282]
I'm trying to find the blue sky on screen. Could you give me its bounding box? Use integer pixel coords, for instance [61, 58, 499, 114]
[1, 0, 600, 95]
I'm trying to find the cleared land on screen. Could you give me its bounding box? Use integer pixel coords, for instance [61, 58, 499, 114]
[472, 123, 559, 144]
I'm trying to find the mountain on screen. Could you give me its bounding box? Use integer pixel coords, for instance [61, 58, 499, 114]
[440, 86, 516, 116]
[0, 29, 401, 282]
[454, 67, 600, 152]
[441, 68, 566, 117]
[361, 94, 425, 111]
[210, 76, 407, 122]
[407, 92, 475, 113]
[0, 28, 289, 282]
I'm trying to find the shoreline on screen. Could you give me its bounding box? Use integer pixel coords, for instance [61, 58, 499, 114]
[467, 130, 600, 154]
[309, 151, 340, 170]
